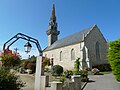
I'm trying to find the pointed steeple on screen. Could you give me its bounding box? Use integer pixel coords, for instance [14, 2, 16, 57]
[46, 4, 60, 46]
[49, 4, 56, 24]
[51, 4, 56, 20]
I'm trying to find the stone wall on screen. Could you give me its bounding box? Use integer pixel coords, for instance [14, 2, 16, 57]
[85, 26, 108, 66]
[43, 43, 81, 70]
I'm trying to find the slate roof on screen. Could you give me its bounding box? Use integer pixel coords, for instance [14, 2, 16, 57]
[44, 25, 96, 51]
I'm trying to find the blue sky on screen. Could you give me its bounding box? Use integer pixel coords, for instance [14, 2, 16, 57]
[0, 0, 120, 58]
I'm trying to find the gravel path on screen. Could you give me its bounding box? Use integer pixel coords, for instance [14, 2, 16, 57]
[84, 74, 120, 90]
[20, 74, 35, 90]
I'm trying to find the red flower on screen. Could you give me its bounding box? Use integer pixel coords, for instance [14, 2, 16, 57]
[0, 49, 21, 67]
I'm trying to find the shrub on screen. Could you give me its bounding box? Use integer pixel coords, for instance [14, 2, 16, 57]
[115, 74, 120, 81]
[51, 65, 63, 76]
[91, 68, 100, 75]
[80, 69, 89, 82]
[59, 75, 66, 84]
[0, 50, 21, 68]
[92, 64, 111, 71]
[74, 58, 80, 75]
[64, 70, 73, 79]
[42, 57, 50, 68]
[0, 67, 24, 90]
[108, 39, 120, 81]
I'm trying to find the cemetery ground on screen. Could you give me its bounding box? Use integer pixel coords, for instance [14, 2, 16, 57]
[19, 72, 120, 90]
[19, 72, 86, 90]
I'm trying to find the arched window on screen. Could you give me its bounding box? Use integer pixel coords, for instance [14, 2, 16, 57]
[96, 42, 100, 63]
[60, 51, 62, 61]
[71, 49, 75, 60]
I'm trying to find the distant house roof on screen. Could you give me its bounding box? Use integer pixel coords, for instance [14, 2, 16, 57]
[43, 25, 97, 51]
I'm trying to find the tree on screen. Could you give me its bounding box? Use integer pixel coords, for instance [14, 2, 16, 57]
[28, 55, 36, 63]
[20, 56, 50, 74]
[108, 39, 120, 81]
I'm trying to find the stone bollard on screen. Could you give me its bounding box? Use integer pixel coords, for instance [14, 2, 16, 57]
[51, 81, 62, 90]
[71, 75, 81, 90]
[69, 81, 74, 90]
[40, 75, 49, 90]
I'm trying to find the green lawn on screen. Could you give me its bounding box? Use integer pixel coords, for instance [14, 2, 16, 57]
[100, 71, 112, 74]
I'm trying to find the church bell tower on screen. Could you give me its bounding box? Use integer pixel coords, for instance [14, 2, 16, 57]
[46, 4, 60, 46]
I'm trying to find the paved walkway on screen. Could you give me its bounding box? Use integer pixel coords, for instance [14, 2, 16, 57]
[20, 74, 35, 90]
[84, 74, 120, 90]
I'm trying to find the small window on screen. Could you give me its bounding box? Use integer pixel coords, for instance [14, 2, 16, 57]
[96, 42, 100, 63]
[60, 51, 62, 61]
[71, 49, 75, 60]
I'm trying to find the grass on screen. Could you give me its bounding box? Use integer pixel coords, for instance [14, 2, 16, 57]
[99, 71, 112, 74]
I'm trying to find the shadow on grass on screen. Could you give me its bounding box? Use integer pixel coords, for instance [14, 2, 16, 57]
[100, 71, 112, 74]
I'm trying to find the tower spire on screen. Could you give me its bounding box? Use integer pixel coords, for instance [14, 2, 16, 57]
[50, 4, 56, 24]
[52, 4, 55, 19]
[46, 4, 60, 46]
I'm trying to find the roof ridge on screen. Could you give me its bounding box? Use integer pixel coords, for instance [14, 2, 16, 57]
[58, 25, 95, 41]
[84, 24, 97, 39]
[44, 25, 96, 51]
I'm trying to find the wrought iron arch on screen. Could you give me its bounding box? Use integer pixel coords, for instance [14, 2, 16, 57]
[3, 33, 42, 56]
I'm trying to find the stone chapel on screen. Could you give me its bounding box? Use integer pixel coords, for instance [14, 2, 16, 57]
[43, 4, 108, 70]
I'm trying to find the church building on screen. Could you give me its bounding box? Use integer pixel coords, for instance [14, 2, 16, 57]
[43, 4, 108, 70]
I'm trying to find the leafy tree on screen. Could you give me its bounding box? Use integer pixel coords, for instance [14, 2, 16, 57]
[21, 56, 50, 73]
[28, 55, 36, 63]
[21, 55, 36, 69]
[108, 39, 120, 81]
